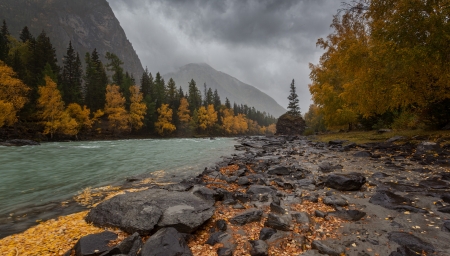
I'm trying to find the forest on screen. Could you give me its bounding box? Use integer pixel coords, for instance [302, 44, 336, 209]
[305, 0, 450, 133]
[0, 21, 277, 140]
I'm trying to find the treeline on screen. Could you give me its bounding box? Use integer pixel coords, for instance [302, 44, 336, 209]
[306, 0, 450, 132]
[0, 21, 277, 139]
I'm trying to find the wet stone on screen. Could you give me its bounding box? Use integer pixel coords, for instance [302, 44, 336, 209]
[215, 219, 227, 231]
[328, 210, 366, 221]
[369, 190, 427, 213]
[437, 205, 450, 213]
[217, 247, 233, 256]
[264, 213, 292, 231]
[311, 240, 345, 256]
[140, 227, 192, 256]
[237, 177, 251, 186]
[249, 240, 268, 256]
[269, 202, 286, 214]
[388, 231, 435, 254]
[74, 231, 117, 256]
[419, 179, 449, 189]
[323, 195, 348, 207]
[229, 209, 263, 225]
[325, 172, 366, 191]
[259, 227, 277, 241]
[353, 151, 372, 157]
[318, 162, 343, 173]
[206, 232, 230, 246]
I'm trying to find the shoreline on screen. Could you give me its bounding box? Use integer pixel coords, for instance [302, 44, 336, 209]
[1, 135, 450, 255]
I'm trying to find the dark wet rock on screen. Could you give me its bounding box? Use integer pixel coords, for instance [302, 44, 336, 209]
[416, 141, 440, 155]
[325, 172, 366, 191]
[249, 240, 269, 256]
[329, 140, 346, 145]
[441, 173, 450, 181]
[372, 172, 390, 179]
[343, 143, 357, 151]
[264, 213, 292, 231]
[386, 136, 405, 143]
[303, 194, 319, 203]
[226, 176, 238, 183]
[233, 192, 251, 203]
[441, 193, 450, 203]
[388, 232, 435, 254]
[206, 232, 230, 246]
[275, 113, 306, 135]
[328, 210, 366, 221]
[100, 232, 141, 256]
[269, 202, 286, 214]
[267, 165, 290, 175]
[353, 151, 372, 157]
[215, 219, 227, 231]
[74, 231, 117, 256]
[163, 182, 194, 192]
[192, 185, 217, 202]
[323, 195, 348, 207]
[0, 139, 40, 146]
[437, 205, 450, 213]
[237, 177, 251, 186]
[419, 179, 449, 189]
[369, 190, 427, 213]
[381, 182, 426, 192]
[242, 141, 265, 148]
[86, 189, 214, 235]
[291, 211, 311, 224]
[411, 168, 432, 173]
[442, 221, 450, 232]
[230, 209, 263, 225]
[217, 247, 233, 256]
[389, 245, 422, 256]
[140, 227, 192, 256]
[235, 168, 247, 177]
[259, 227, 277, 241]
[318, 162, 343, 173]
[311, 240, 345, 256]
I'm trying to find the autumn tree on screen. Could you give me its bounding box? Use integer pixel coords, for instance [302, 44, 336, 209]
[38, 76, 77, 138]
[155, 103, 176, 136]
[104, 84, 129, 134]
[0, 61, 29, 127]
[197, 104, 217, 132]
[129, 85, 147, 131]
[177, 97, 190, 134]
[65, 103, 93, 135]
[287, 79, 300, 116]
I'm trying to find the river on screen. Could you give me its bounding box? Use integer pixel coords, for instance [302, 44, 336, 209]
[0, 138, 238, 218]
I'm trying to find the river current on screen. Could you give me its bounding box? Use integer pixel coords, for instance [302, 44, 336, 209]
[0, 138, 237, 217]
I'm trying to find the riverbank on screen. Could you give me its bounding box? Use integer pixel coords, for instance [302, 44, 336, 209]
[1, 135, 450, 255]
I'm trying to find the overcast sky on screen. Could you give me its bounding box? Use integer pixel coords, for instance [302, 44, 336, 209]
[106, 0, 342, 113]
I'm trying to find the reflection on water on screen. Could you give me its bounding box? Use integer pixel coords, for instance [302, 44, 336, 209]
[0, 138, 237, 216]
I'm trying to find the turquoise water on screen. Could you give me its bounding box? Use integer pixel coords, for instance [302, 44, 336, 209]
[0, 138, 237, 216]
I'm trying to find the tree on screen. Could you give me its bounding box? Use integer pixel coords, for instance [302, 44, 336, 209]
[19, 26, 33, 43]
[287, 79, 300, 116]
[104, 84, 129, 134]
[166, 78, 178, 110]
[213, 89, 221, 110]
[105, 52, 124, 87]
[65, 103, 93, 135]
[177, 97, 190, 134]
[188, 79, 202, 112]
[155, 103, 176, 136]
[0, 20, 9, 63]
[153, 72, 166, 108]
[129, 85, 147, 131]
[0, 61, 30, 127]
[85, 49, 108, 112]
[225, 98, 231, 109]
[37, 76, 77, 138]
[61, 41, 83, 105]
[197, 104, 218, 132]
[140, 68, 153, 99]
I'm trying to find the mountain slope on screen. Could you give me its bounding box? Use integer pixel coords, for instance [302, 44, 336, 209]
[0, 0, 144, 79]
[164, 63, 286, 117]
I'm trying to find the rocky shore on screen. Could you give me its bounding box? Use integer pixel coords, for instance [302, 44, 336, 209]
[4, 135, 450, 255]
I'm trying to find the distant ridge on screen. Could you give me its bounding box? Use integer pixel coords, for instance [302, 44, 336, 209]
[163, 63, 286, 117]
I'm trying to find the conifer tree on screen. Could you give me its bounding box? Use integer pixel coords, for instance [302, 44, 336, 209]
[84, 49, 108, 112]
[140, 68, 153, 99]
[20, 26, 32, 43]
[0, 20, 9, 63]
[153, 72, 166, 108]
[287, 79, 300, 116]
[225, 98, 231, 109]
[188, 79, 202, 112]
[213, 89, 221, 110]
[61, 41, 83, 105]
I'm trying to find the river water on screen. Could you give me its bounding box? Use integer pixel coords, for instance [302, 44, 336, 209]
[0, 138, 237, 217]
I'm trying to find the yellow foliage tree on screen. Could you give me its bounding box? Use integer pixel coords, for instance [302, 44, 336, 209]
[38, 76, 77, 138]
[221, 108, 235, 134]
[197, 104, 218, 132]
[129, 85, 147, 131]
[177, 97, 190, 133]
[0, 61, 30, 127]
[155, 104, 176, 136]
[221, 109, 248, 135]
[266, 123, 276, 135]
[104, 84, 129, 133]
[66, 103, 93, 134]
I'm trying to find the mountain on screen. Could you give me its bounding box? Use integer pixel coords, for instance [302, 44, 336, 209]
[0, 0, 144, 79]
[163, 63, 286, 117]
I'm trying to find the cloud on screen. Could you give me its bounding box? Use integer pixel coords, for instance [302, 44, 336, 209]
[107, 0, 341, 113]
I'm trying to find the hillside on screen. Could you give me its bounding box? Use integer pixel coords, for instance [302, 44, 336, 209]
[164, 63, 286, 117]
[0, 0, 144, 78]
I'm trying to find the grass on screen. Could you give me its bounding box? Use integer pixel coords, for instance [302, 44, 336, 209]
[311, 129, 450, 145]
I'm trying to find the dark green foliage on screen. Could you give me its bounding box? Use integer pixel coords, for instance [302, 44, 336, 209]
[84, 49, 108, 112]
[188, 79, 202, 112]
[0, 20, 9, 62]
[19, 26, 32, 43]
[213, 89, 221, 110]
[140, 68, 153, 99]
[225, 98, 231, 109]
[106, 52, 124, 86]
[61, 41, 83, 105]
[287, 79, 300, 116]
[153, 72, 166, 108]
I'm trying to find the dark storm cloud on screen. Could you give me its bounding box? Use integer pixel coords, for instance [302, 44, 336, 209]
[107, 0, 342, 113]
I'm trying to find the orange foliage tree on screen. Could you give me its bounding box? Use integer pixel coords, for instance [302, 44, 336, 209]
[197, 104, 217, 132]
[155, 103, 176, 136]
[129, 85, 147, 131]
[177, 97, 190, 134]
[65, 103, 93, 135]
[104, 84, 129, 134]
[0, 61, 30, 127]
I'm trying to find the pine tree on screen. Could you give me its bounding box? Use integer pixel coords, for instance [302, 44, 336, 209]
[213, 89, 221, 110]
[225, 98, 231, 109]
[140, 68, 153, 99]
[153, 72, 166, 108]
[84, 49, 108, 112]
[20, 26, 33, 43]
[61, 41, 83, 105]
[188, 79, 202, 112]
[287, 79, 300, 116]
[0, 20, 9, 62]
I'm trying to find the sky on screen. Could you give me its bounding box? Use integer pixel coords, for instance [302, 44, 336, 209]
[106, 0, 342, 113]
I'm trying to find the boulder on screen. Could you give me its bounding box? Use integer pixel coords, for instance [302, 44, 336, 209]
[217, 247, 233, 256]
[353, 151, 372, 157]
[325, 173, 366, 191]
[74, 231, 117, 256]
[247, 185, 276, 195]
[259, 228, 277, 241]
[267, 165, 290, 175]
[369, 190, 427, 213]
[275, 113, 306, 135]
[230, 209, 263, 225]
[311, 240, 345, 256]
[206, 232, 230, 246]
[386, 136, 405, 143]
[215, 219, 227, 231]
[318, 162, 343, 173]
[100, 232, 142, 256]
[249, 240, 269, 256]
[323, 195, 348, 207]
[264, 213, 292, 231]
[388, 232, 435, 254]
[86, 189, 214, 235]
[139, 227, 192, 256]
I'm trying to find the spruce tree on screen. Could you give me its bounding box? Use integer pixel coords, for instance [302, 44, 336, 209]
[61, 41, 83, 104]
[188, 79, 202, 113]
[84, 49, 108, 112]
[20, 26, 33, 43]
[213, 89, 221, 110]
[225, 97, 231, 109]
[287, 79, 300, 116]
[0, 20, 9, 62]
[140, 67, 153, 99]
[153, 72, 166, 108]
